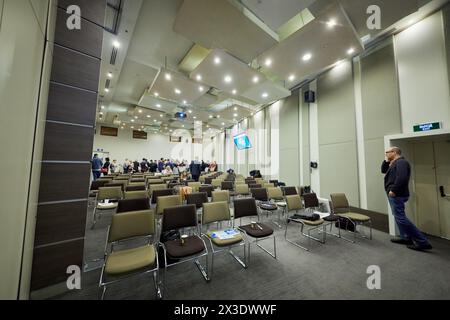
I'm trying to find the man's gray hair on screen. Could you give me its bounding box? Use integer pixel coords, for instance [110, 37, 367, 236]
[391, 146, 402, 155]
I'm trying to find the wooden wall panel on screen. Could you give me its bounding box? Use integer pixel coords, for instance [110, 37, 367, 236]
[58, 0, 107, 27]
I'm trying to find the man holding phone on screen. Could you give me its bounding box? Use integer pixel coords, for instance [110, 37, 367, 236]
[382, 147, 432, 251]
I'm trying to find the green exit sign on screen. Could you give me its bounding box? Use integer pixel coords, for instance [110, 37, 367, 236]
[413, 122, 441, 132]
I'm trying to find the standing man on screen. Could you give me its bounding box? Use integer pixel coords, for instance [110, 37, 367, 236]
[382, 147, 432, 251]
[190, 157, 201, 182]
[91, 154, 103, 181]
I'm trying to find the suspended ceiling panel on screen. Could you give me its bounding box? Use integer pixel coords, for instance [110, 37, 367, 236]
[191, 49, 266, 96]
[148, 68, 210, 104]
[218, 105, 253, 120]
[193, 93, 219, 110]
[241, 0, 317, 31]
[241, 80, 291, 104]
[257, 3, 364, 85]
[138, 92, 179, 114]
[173, 0, 278, 63]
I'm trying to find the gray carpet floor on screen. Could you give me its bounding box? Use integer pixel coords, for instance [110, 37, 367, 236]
[53, 203, 450, 300]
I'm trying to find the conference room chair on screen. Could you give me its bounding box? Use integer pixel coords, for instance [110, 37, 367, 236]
[186, 192, 209, 209]
[221, 181, 234, 192]
[284, 195, 325, 251]
[264, 183, 276, 189]
[93, 186, 123, 228]
[97, 177, 114, 183]
[199, 185, 215, 197]
[152, 189, 175, 205]
[233, 198, 276, 261]
[156, 195, 183, 215]
[267, 187, 284, 201]
[98, 210, 161, 300]
[114, 176, 130, 182]
[89, 180, 108, 197]
[250, 188, 269, 202]
[282, 186, 298, 196]
[188, 182, 201, 192]
[116, 198, 151, 214]
[160, 205, 210, 294]
[211, 179, 222, 189]
[126, 185, 146, 192]
[168, 182, 183, 189]
[235, 184, 251, 197]
[148, 179, 165, 186]
[269, 180, 279, 186]
[204, 177, 213, 185]
[130, 178, 145, 183]
[330, 193, 372, 241]
[124, 190, 150, 200]
[112, 179, 130, 186]
[105, 182, 126, 192]
[149, 184, 167, 195]
[212, 190, 230, 203]
[202, 201, 247, 279]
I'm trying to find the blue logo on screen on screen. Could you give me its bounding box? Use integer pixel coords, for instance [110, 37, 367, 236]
[234, 134, 251, 150]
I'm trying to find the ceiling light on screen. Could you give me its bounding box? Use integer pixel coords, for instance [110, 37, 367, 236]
[131, 119, 135, 122]
[112, 41, 120, 48]
[131, 126, 134, 129]
[265, 58, 272, 67]
[233, 113, 238, 117]
[170, 129, 173, 132]
[134, 116, 138, 119]
[174, 89, 181, 95]
[196, 75, 202, 81]
[207, 125, 210, 128]
[253, 76, 259, 83]
[138, 109, 142, 113]
[209, 115, 213, 119]
[302, 53, 312, 62]
[193, 116, 197, 119]
[221, 122, 225, 126]
[101, 105, 105, 109]
[234, 107, 238, 111]
[251, 113, 254, 116]
[156, 104, 161, 108]
[182, 125, 185, 128]
[188, 110, 193, 114]
[347, 48, 355, 55]
[121, 127, 124, 130]
[217, 115, 220, 118]
[160, 114, 163, 118]
[99, 112, 103, 115]
[214, 57, 221, 64]
[199, 86, 204, 92]
[154, 92, 159, 97]
[232, 89, 237, 95]
[224, 75, 232, 83]
[104, 88, 109, 92]
[183, 100, 187, 104]
[147, 115, 151, 118]
[262, 92, 269, 98]
[154, 119, 157, 122]
[165, 73, 172, 81]
[289, 75, 295, 82]
[327, 19, 337, 28]
[107, 72, 113, 78]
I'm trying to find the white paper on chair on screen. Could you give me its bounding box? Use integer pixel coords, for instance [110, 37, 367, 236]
[210, 229, 240, 240]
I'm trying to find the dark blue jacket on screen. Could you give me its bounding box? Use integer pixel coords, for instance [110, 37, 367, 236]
[381, 158, 411, 197]
[91, 157, 103, 171]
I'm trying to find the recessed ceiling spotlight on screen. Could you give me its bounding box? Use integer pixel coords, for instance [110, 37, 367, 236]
[182, 125, 185, 128]
[221, 122, 225, 126]
[174, 89, 181, 95]
[251, 113, 254, 116]
[253, 76, 259, 83]
[134, 116, 138, 119]
[138, 109, 142, 113]
[160, 114, 163, 118]
[214, 57, 221, 64]
[302, 53, 312, 62]
[101, 105, 105, 109]
[233, 113, 238, 117]
[196, 75, 202, 81]
[224, 75, 232, 83]
[183, 100, 187, 104]
[113, 40, 120, 48]
[193, 116, 197, 119]
[234, 107, 238, 111]
[170, 129, 173, 132]
[99, 112, 103, 115]
[209, 115, 213, 119]
[154, 119, 157, 122]
[107, 72, 113, 78]
[147, 115, 151, 118]
[156, 104, 161, 108]
[165, 73, 172, 81]
[104, 88, 109, 92]
[131, 119, 135, 122]
[217, 115, 220, 118]
[199, 86, 204, 92]
[232, 89, 237, 95]
[154, 92, 159, 97]
[289, 75, 295, 82]
[347, 47, 355, 55]
[327, 19, 337, 28]
[131, 126, 134, 129]
[265, 58, 272, 67]
[262, 92, 269, 98]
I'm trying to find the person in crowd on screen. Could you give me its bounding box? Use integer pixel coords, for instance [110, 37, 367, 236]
[172, 163, 180, 175]
[133, 160, 139, 173]
[91, 154, 103, 180]
[110, 159, 117, 173]
[102, 157, 110, 176]
[163, 165, 173, 175]
[209, 161, 217, 172]
[190, 157, 202, 182]
[140, 158, 148, 173]
[123, 159, 129, 174]
[149, 160, 156, 173]
[158, 158, 165, 172]
[382, 146, 432, 251]
[180, 170, 189, 181]
[201, 160, 208, 172]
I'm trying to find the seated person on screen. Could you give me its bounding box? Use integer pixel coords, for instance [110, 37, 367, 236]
[162, 165, 173, 175]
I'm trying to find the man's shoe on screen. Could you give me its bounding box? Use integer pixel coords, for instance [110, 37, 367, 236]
[391, 238, 414, 245]
[407, 244, 433, 251]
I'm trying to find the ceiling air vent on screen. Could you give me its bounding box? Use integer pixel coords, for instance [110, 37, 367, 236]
[110, 47, 118, 65]
[105, 79, 111, 89]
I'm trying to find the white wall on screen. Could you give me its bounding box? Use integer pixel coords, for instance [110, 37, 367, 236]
[93, 128, 198, 163]
[396, 11, 450, 133]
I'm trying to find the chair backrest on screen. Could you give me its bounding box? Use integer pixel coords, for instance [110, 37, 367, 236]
[188, 182, 201, 192]
[267, 187, 283, 200]
[152, 189, 174, 204]
[199, 185, 215, 197]
[212, 190, 230, 203]
[211, 179, 222, 188]
[149, 184, 167, 195]
[283, 186, 298, 196]
[125, 190, 149, 200]
[162, 204, 197, 232]
[147, 179, 164, 185]
[204, 177, 213, 185]
[251, 188, 268, 201]
[109, 210, 155, 243]
[116, 198, 151, 213]
[186, 192, 209, 209]
[269, 180, 279, 185]
[303, 193, 320, 209]
[202, 201, 231, 225]
[286, 195, 303, 211]
[221, 181, 234, 191]
[104, 183, 125, 191]
[264, 183, 276, 189]
[235, 184, 249, 194]
[156, 195, 182, 215]
[248, 184, 262, 189]
[90, 180, 108, 191]
[126, 185, 146, 192]
[97, 187, 123, 201]
[233, 198, 258, 219]
[330, 193, 349, 212]
[130, 178, 145, 183]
